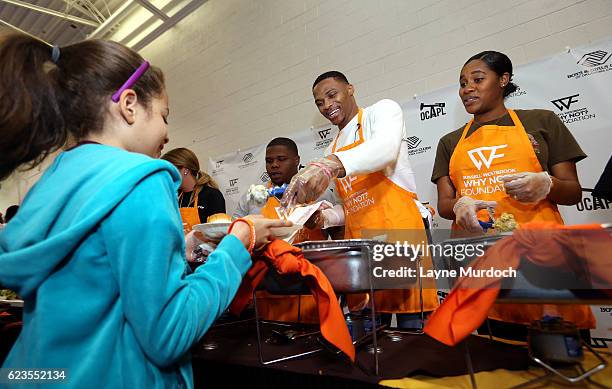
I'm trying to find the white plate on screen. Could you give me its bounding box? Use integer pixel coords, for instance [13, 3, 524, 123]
[192, 222, 231, 240]
[0, 299, 24, 307]
[192, 222, 303, 241]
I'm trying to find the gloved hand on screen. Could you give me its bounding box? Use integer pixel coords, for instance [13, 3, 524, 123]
[302, 203, 345, 230]
[281, 157, 343, 210]
[501, 171, 552, 203]
[453, 196, 497, 233]
[185, 230, 216, 262]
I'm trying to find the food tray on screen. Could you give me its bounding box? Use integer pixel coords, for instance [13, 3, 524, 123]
[437, 227, 612, 304]
[259, 239, 418, 294]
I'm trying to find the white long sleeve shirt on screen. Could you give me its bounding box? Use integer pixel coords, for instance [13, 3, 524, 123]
[326, 99, 418, 195]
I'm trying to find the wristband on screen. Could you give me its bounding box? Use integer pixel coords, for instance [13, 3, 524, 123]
[228, 218, 256, 253]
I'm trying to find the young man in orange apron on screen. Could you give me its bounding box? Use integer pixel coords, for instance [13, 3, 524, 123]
[283, 71, 439, 328]
[433, 51, 594, 334]
[250, 137, 340, 323]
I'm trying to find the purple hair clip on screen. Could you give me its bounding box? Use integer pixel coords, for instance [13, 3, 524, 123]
[111, 61, 150, 102]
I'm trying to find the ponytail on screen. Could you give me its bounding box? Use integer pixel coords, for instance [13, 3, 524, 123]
[196, 171, 219, 190]
[0, 34, 65, 180]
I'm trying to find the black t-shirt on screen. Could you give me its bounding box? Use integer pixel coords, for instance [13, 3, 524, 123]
[179, 185, 226, 223]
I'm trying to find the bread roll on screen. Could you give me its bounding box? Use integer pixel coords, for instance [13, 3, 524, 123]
[207, 213, 232, 223]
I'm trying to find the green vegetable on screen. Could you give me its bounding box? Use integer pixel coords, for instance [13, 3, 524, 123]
[0, 289, 19, 300]
[493, 213, 519, 232]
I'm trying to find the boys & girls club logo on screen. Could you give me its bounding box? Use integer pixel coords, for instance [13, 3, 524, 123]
[239, 152, 258, 168]
[404, 136, 432, 156]
[567, 50, 612, 79]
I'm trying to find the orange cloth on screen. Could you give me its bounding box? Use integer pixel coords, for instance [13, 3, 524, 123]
[229, 239, 355, 361]
[256, 193, 322, 323]
[424, 222, 607, 346]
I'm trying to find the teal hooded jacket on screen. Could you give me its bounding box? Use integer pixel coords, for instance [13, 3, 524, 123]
[0, 144, 251, 388]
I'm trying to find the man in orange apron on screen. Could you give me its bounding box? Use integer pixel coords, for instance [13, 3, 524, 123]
[433, 51, 594, 332]
[249, 137, 340, 323]
[283, 71, 439, 328]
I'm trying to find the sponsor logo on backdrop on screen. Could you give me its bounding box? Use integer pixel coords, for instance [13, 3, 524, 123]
[576, 190, 611, 212]
[242, 153, 254, 164]
[224, 178, 241, 196]
[567, 50, 612, 79]
[212, 159, 225, 174]
[578, 50, 612, 67]
[506, 85, 527, 98]
[404, 136, 432, 156]
[551, 94, 580, 111]
[239, 152, 258, 169]
[312, 127, 335, 150]
[318, 128, 332, 139]
[467, 145, 507, 170]
[419, 102, 446, 121]
[260, 172, 270, 182]
[405, 136, 422, 149]
[550, 93, 596, 124]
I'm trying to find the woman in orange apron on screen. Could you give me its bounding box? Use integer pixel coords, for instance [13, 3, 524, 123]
[283, 71, 439, 328]
[433, 51, 595, 336]
[161, 148, 225, 232]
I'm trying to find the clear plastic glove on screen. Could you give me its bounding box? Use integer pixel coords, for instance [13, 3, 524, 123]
[453, 196, 497, 233]
[501, 171, 552, 203]
[280, 157, 343, 211]
[185, 230, 215, 262]
[321, 204, 345, 228]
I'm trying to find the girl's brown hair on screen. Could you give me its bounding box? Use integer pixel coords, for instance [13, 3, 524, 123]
[161, 148, 219, 196]
[0, 33, 165, 180]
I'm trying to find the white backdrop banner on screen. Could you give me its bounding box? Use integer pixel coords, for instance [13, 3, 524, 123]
[210, 38, 611, 228]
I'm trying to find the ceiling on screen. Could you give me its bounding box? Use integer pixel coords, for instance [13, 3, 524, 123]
[0, 0, 206, 49]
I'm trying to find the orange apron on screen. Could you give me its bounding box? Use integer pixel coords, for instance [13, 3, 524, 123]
[255, 184, 325, 323]
[448, 109, 594, 328]
[333, 109, 439, 313]
[179, 191, 201, 233]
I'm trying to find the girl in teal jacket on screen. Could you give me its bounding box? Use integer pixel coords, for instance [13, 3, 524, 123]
[0, 34, 287, 388]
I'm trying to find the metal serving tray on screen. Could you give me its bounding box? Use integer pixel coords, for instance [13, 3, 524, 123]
[437, 227, 612, 304]
[259, 239, 418, 295]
